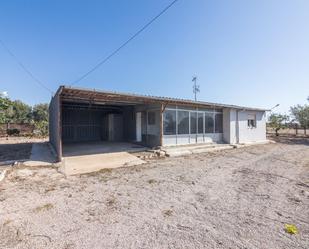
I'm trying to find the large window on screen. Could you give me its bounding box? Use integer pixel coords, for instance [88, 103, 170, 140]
[163, 110, 176, 135]
[215, 113, 223, 133]
[205, 113, 214, 133]
[163, 108, 223, 136]
[190, 112, 197, 134]
[177, 111, 189, 134]
[198, 112, 204, 134]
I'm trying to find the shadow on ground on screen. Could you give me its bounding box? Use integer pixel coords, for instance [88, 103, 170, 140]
[0, 143, 32, 161]
[268, 134, 309, 145]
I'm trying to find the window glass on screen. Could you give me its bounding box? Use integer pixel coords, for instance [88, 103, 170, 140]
[215, 113, 223, 133]
[147, 111, 156, 125]
[205, 113, 214, 133]
[247, 114, 256, 128]
[198, 112, 204, 134]
[163, 110, 176, 135]
[190, 112, 197, 134]
[177, 111, 189, 134]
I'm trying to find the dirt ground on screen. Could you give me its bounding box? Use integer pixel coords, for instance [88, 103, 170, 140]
[0, 137, 309, 249]
[0, 137, 46, 161]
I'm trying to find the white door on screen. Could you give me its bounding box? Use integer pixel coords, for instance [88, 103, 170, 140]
[136, 112, 142, 142]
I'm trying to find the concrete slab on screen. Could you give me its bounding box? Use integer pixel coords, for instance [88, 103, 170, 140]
[61, 152, 145, 175]
[162, 143, 234, 157]
[61, 142, 146, 175]
[23, 142, 56, 167]
[234, 140, 274, 148]
[63, 141, 146, 157]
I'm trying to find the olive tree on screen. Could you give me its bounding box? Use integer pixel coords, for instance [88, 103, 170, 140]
[268, 113, 289, 136]
[290, 104, 309, 134]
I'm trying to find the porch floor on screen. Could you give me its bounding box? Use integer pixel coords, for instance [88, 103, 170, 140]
[61, 141, 147, 175]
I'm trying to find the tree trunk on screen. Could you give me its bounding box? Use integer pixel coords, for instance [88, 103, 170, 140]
[275, 128, 279, 136]
[6, 122, 9, 140]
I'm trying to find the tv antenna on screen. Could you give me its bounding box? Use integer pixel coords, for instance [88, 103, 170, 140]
[192, 76, 200, 101]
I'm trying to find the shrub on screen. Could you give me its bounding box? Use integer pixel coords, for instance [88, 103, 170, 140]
[33, 120, 49, 137]
[7, 128, 20, 136]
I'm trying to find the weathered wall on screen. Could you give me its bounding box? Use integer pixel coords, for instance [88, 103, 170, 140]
[123, 106, 136, 141]
[62, 108, 103, 142]
[135, 104, 161, 148]
[49, 93, 62, 161]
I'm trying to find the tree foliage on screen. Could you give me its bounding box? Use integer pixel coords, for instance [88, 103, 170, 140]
[268, 113, 289, 136]
[290, 99, 309, 129]
[32, 103, 49, 122]
[0, 93, 49, 136]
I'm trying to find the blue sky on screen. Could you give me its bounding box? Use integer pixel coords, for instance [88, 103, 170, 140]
[0, 0, 308, 114]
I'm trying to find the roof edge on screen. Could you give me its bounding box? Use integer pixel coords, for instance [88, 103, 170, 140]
[58, 85, 269, 112]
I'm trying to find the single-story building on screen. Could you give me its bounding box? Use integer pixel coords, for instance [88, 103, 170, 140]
[49, 86, 268, 162]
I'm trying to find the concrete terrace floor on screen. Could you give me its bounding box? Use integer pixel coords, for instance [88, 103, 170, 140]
[61, 141, 147, 175]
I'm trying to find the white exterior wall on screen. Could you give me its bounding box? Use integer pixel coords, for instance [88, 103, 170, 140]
[237, 110, 266, 143]
[223, 108, 266, 144]
[223, 108, 237, 144]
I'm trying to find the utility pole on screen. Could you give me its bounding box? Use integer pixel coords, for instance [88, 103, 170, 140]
[192, 76, 200, 101]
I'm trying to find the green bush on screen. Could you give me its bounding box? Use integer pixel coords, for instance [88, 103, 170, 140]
[34, 121, 49, 137]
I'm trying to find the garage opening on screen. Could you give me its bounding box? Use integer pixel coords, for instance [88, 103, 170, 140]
[62, 102, 131, 143]
[61, 101, 148, 154]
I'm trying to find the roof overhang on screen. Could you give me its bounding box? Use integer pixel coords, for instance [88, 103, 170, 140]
[56, 85, 269, 111]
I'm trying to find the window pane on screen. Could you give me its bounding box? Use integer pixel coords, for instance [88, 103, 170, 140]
[198, 113, 204, 134]
[205, 113, 214, 133]
[215, 113, 223, 133]
[163, 110, 176, 135]
[177, 111, 189, 134]
[190, 112, 197, 134]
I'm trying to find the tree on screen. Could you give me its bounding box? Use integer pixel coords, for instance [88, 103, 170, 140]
[10, 100, 32, 123]
[268, 113, 289, 136]
[32, 103, 49, 122]
[32, 103, 49, 137]
[0, 94, 12, 123]
[290, 104, 309, 130]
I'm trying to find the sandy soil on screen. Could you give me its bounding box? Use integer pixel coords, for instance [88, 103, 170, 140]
[0, 138, 309, 249]
[0, 137, 47, 161]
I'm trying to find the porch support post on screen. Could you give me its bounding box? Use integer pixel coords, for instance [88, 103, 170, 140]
[160, 103, 164, 146]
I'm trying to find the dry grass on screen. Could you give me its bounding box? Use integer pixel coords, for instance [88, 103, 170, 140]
[147, 179, 157, 184]
[3, 219, 12, 226]
[162, 209, 173, 217]
[44, 185, 56, 193]
[106, 196, 116, 207]
[33, 203, 54, 213]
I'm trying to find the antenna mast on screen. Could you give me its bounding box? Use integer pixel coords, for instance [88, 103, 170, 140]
[192, 76, 200, 101]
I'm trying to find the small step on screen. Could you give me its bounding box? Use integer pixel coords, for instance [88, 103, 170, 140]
[162, 144, 234, 157]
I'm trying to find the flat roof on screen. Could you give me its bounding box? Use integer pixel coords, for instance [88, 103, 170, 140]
[57, 85, 268, 111]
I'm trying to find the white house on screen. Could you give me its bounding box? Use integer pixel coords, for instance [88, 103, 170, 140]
[49, 86, 268, 161]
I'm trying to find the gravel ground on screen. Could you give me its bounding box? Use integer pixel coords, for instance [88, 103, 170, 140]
[0, 137, 309, 249]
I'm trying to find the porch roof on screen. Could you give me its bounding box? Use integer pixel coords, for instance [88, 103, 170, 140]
[56, 85, 269, 111]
